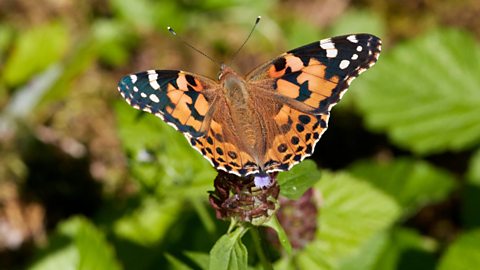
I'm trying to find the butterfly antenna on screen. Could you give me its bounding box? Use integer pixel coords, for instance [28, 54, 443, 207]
[167, 26, 221, 67]
[230, 16, 261, 63]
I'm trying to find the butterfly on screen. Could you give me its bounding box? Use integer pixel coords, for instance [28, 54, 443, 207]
[118, 34, 381, 177]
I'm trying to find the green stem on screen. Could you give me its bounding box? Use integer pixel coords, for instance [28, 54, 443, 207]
[250, 227, 274, 270]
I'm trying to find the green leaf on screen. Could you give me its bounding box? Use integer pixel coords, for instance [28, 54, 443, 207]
[165, 253, 192, 270]
[467, 148, 480, 186]
[71, 218, 122, 270]
[264, 216, 292, 255]
[438, 229, 480, 270]
[113, 197, 182, 246]
[29, 245, 78, 270]
[277, 160, 322, 199]
[29, 217, 121, 270]
[348, 158, 456, 216]
[353, 29, 480, 154]
[209, 227, 249, 270]
[3, 22, 69, 86]
[339, 228, 437, 270]
[290, 171, 400, 269]
[184, 251, 210, 270]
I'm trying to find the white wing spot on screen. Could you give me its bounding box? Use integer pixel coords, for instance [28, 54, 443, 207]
[356, 45, 363, 52]
[149, 94, 160, 103]
[130, 74, 138, 83]
[351, 54, 358, 60]
[339, 60, 350, 69]
[148, 73, 158, 81]
[347, 35, 358, 43]
[326, 49, 338, 58]
[133, 86, 139, 92]
[150, 80, 160, 90]
[140, 92, 147, 98]
[320, 41, 335, 50]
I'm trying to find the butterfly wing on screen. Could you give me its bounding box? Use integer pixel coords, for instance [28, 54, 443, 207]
[118, 69, 259, 175]
[118, 70, 219, 138]
[247, 34, 381, 173]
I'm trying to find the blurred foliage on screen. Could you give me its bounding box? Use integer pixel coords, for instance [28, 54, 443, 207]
[1, 0, 480, 269]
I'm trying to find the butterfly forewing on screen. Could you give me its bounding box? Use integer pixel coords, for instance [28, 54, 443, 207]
[118, 70, 219, 137]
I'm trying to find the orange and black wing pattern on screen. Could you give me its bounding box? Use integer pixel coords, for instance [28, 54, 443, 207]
[247, 34, 381, 173]
[118, 70, 218, 138]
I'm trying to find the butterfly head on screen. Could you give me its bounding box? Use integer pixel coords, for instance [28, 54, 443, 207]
[218, 63, 236, 81]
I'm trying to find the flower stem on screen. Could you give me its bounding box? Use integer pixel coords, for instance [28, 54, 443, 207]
[250, 227, 273, 270]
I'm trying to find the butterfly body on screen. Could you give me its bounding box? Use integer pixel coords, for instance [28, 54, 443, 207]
[118, 34, 381, 176]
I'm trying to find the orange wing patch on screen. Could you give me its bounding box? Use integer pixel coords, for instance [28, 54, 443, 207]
[264, 106, 330, 172]
[190, 119, 259, 176]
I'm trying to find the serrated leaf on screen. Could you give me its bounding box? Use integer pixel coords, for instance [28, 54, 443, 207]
[353, 29, 480, 154]
[348, 158, 456, 216]
[3, 22, 69, 86]
[209, 227, 248, 270]
[438, 229, 480, 270]
[277, 160, 321, 199]
[290, 172, 400, 270]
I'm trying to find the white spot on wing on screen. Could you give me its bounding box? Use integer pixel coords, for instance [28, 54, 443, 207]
[339, 60, 350, 69]
[320, 41, 335, 50]
[351, 54, 358, 60]
[133, 86, 139, 92]
[150, 80, 160, 90]
[326, 49, 338, 58]
[356, 45, 363, 52]
[347, 35, 358, 43]
[130, 74, 137, 83]
[140, 92, 147, 98]
[149, 94, 160, 103]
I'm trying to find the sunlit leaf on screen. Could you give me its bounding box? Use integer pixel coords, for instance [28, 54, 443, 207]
[29, 217, 121, 270]
[184, 251, 210, 270]
[288, 172, 400, 269]
[339, 228, 437, 270]
[467, 148, 480, 186]
[165, 253, 192, 270]
[353, 29, 480, 154]
[348, 158, 456, 216]
[3, 22, 69, 86]
[113, 197, 182, 246]
[438, 229, 480, 270]
[209, 227, 248, 270]
[277, 160, 321, 199]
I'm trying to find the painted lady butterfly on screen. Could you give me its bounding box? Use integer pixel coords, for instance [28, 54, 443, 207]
[118, 33, 381, 176]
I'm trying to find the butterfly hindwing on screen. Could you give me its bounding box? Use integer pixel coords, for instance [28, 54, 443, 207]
[118, 70, 219, 137]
